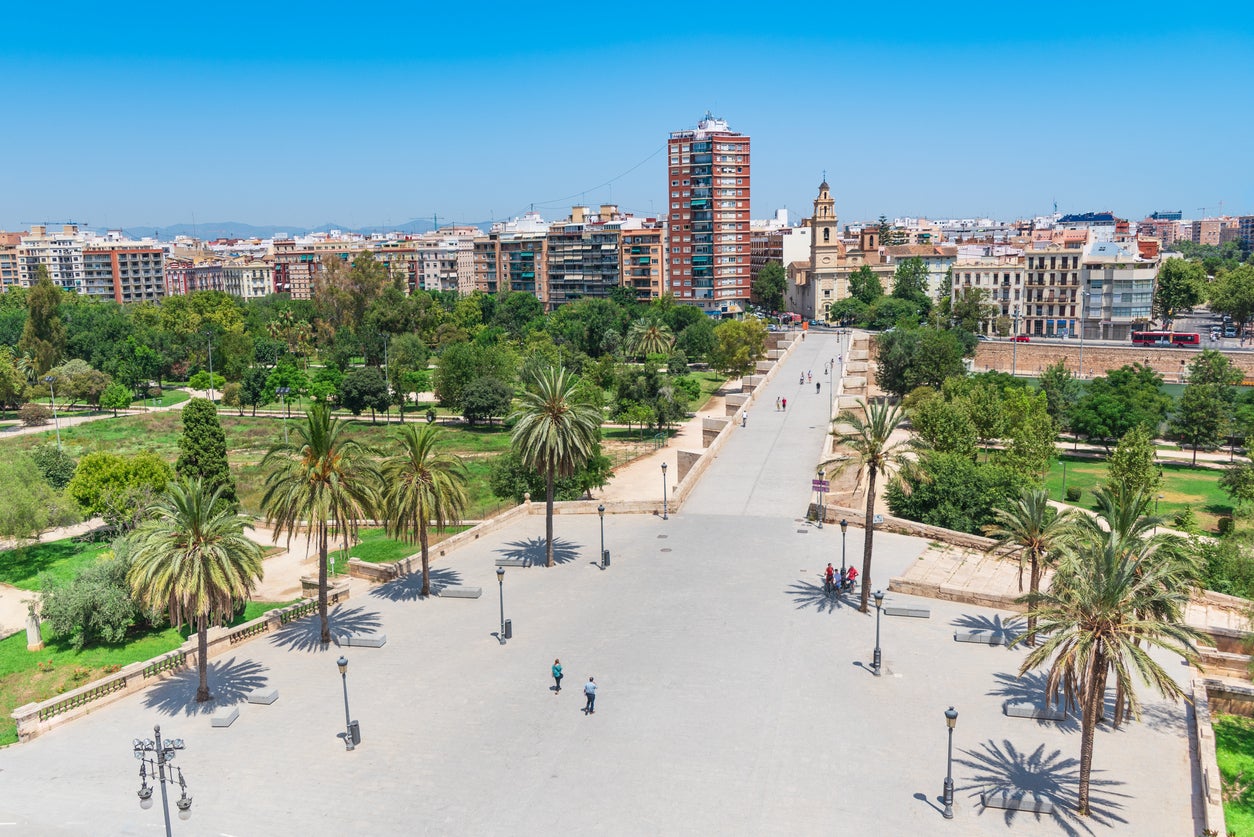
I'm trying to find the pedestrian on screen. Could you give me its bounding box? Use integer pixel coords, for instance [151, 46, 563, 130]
[807, 371, 812, 383]
[775, 396, 781, 411]
[782, 397, 787, 410]
[741, 411, 747, 428]
[552, 659, 563, 693]
[584, 677, 597, 714]
[816, 382, 820, 394]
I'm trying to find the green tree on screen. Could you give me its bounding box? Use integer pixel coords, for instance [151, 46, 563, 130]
[831, 399, 913, 612]
[908, 396, 977, 459]
[509, 366, 602, 567]
[1104, 425, 1162, 499]
[433, 342, 518, 411]
[239, 366, 270, 416]
[874, 328, 967, 398]
[1151, 258, 1205, 327]
[999, 388, 1056, 476]
[0, 346, 26, 415]
[709, 318, 768, 377]
[982, 488, 1079, 645]
[864, 297, 921, 330]
[39, 550, 138, 650]
[19, 271, 66, 374]
[260, 403, 379, 644]
[30, 443, 77, 490]
[339, 367, 390, 422]
[890, 257, 931, 305]
[1170, 382, 1231, 463]
[379, 424, 470, 597]
[100, 381, 132, 417]
[848, 265, 883, 305]
[1069, 364, 1171, 449]
[176, 398, 236, 505]
[461, 376, 514, 425]
[625, 318, 675, 359]
[1037, 360, 1082, 430]
[1208, 264, 1254, 329]
[0, 453, 79, 540]
[1220, 462, 1254, 511]
[886, 451, 1029, 536]
[48, 358, 111, 408]
[948, 286, 996, 333]
[675, 318, 716, 363]
[67, 450, 173, 523]
[752, 261, 786, 312]
[128, 478, 264, 702]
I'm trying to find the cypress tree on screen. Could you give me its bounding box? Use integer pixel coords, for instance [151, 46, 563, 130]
[176, 398, 237, 505]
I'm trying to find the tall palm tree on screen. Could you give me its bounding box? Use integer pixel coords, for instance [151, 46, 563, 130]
[260, 402, 379, 644]
[626, 318, 674, 359]
[982, 488, 1080, 646]
[831, 398, 912, 612]
[128, 478, 264, 703]
[1017, 531, 1202, 817]
[510, 366, 602, 567]
[379, 423, 470, 597]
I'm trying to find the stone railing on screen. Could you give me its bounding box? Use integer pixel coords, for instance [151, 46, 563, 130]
[1194, 678, 1230, 835]
[11, 591, 350, 743]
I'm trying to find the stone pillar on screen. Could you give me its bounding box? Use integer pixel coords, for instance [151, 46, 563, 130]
[25, 604, 43, 652]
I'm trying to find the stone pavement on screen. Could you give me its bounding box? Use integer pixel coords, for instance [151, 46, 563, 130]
[0, 331, 1200, 835]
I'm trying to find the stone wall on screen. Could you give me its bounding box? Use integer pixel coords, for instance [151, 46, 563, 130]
[1195, 679, 1229, 835]
[676, 449, 700, 482]
[973, 341, 1254, 379]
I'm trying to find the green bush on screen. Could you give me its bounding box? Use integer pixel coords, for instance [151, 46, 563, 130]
[1174, 506, 1200, 534]
[1219, 516, 1236, 536]
[38, 550, 140, 650]
[885, 451, 1032, 535]
[19, 402, 50, 426]
[31, 444, 77, 490]
[1065, 486, 1082, 502]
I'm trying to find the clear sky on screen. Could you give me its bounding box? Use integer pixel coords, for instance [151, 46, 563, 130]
[3, 0, 1252, 232]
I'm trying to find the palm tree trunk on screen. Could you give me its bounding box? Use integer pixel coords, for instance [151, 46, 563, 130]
[1113, 679, 1126, 729]
[1026, 555, 1040, 647]
[419, 517, 431, 597]
[1077, 650, 1105, 816]
[195, 614, 211, 702]
[545, 469, 555, 567]
[860, 466, 878, 613]
[318, 518, 331, 645]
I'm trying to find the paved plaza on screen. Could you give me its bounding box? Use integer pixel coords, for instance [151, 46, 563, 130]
[0, 333, 1200, 835]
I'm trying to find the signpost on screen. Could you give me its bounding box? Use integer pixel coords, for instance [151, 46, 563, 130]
[812, 477, 830, 528]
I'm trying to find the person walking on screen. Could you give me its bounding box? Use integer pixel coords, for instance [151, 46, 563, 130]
[782, 397, 787, 411]
[552, 659, 563, 693]
[816, 382, 820, 394]
[741, 411, 747, 428]
[775, 396, 781, 411]
[584, 677, 598, 714]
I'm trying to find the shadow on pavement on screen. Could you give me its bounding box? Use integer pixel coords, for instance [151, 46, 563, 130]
[370, 567, 464, 602]
[987, 671, 1078, 732]
[951, 612, 1024, 646]
[496, 536, 581, 567]
[958, 738, 1129, 836]
[268, 604, 382, 653]
[142, 657, 270, 717]
[786, 577, 858, 613]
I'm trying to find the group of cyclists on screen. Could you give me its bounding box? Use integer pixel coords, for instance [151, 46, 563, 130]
[823, 562, 857, 595]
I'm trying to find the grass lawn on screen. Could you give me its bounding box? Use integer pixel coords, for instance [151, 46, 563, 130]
[0, 538, 112, 591]
[691, 371, 727, 411]
[1213, 714, 1254, 835]
[329, 526, 473, 565]
[1044, 454, 1233, 532]
[0, 598, 296, 745]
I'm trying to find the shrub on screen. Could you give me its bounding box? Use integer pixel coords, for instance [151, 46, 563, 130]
[1219, 516, 1236, 536]
[38, 551, 139, 650]
[31, 444, 77, 490]
[1065, 486, 1082, 502]
[885, 451, 1032, 535]
[1174, 506, 1199, 534]
[19, 402, 50, 426]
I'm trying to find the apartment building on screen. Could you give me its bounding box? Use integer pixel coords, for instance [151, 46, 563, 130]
[1080, 240, 1158, 341]
[221, 258, 274, 299]
[0, 233, 21, 291]
[949, 248, 1025, 335]
[618, 218, 664, 301]
[413, 229, 477, 293]
[82, 240, 165, 303]
[883, 243, 957, 299]
[667, 114, 751, 315]
[18, 224, 85, 290]
[272, 235, 367, 299]
[1021, 232, 1086, 338]
[750, 223, 811, 305]
[471, 212, 551, 302]
[165, 258, 224, 296]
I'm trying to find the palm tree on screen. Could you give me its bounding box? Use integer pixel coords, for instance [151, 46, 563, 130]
[379, 423, 470, 597]
[260, 402, 379, 644]
[982, 488, 1080, 646]
[1017, 529, 1202, 816]
[626, 319, 674, 359]
[510, 366, 602, 567]
[128, 478, 264, 703]
[831, 398, 912, 612]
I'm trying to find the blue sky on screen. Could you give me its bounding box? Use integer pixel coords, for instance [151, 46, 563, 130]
[3, 0, 1252, 232]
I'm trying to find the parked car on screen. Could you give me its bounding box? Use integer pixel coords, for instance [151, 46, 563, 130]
[976, 335, 992, 342]
[1012, 335, 1031, 343]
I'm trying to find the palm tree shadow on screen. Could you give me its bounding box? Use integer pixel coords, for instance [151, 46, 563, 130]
[987, 671, 1078, 732]
[142, 657, 271, 717]
[786, 578, 856, 613]
[370, 567, 464, 602]
[268, 604, 383, 652]
[958, 738, 1130, 836]
[951, 613, 1024, 646]
[496, 536, 581, 567]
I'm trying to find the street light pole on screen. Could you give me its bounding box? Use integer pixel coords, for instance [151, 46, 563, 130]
[661, 462, 669, 520]
[840, 519, 848, 576]
[817, 469, 825, 529]
[133, 724, 192, 835]
[43, 375, 61, 452]
[1011, 306, 1020, 376]
[276, 386, 290, 445]
[496, 566, 506, 644]
[204, 330, 215, 403]
[872, 590, 885, 676]
[337, 656, 356, 750]
[943, 706, 958, 819]
[598, 503, 606, 569]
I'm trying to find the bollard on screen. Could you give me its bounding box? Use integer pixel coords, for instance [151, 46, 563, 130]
[603, 550, 611, 568]
[503, 619, 513, 640]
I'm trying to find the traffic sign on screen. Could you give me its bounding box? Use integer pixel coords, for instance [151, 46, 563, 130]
[811, 479, 830, 492]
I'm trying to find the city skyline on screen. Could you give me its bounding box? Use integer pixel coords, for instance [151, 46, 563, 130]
[3, 0, 1251, 231]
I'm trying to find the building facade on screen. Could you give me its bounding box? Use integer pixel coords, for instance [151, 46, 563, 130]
[949, 249, 1025, 335]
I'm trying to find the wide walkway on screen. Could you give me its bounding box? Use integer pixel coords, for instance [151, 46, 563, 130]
[0, 331, 1198, 835]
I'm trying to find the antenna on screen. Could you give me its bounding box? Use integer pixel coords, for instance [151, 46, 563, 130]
[1198, 207, 1207, 218]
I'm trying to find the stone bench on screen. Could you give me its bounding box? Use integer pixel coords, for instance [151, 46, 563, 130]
[210, 706, 239, 728]
[981, 789, 1056, 814]
[955, 631, 1004, 645]
[884, 606, 930, 618]
[438, 586, 482, 599]
[494, 558, 529, 568]
[338, 633, 387, 648]
[1004, 702, 1066, 721]
[246, 688, 279, 705]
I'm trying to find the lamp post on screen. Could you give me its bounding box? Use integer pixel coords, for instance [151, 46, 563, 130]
[1011, 306, 1021, 376]
[598, 503, 606, 569]
[133, 724, 192, 835]
[1061, 457, 1067, 500]
[276, 386, 290, 444]
[337, 656, 356, 751]
[43, 375, 61, 452]
[817, 468, 825, 529]
[661, 462, 669, 520]
[496, 566, 506, 644]
[943, 706, 958, 819]
[839, 519, 848, 575]
[1156, 493, 1162, 516]
[203, 329, 215, 403]
[872, 590, 885, 676]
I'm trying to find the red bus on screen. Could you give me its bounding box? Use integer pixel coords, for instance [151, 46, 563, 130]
[1130, 331, 1201, 346]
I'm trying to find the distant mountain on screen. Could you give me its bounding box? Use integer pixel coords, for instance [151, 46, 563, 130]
[110, 219, 492, 240]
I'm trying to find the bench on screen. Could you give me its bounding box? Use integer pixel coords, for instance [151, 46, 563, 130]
[494, 558, 529, 568]
[1004, 702, 1066, 721]
[210, 706, 239, 728]
[955, 631, 1003, 645]
[246, 688, 279, 705]
[884, 606, 930, 618]
[437, 586, 482, 599]
[338, 633, 387, 648]
[981, 789, 1056, 814]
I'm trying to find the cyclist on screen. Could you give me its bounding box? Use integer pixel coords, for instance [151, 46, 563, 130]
[824, 563, 835, 594]
[844, 565, 858, 593]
